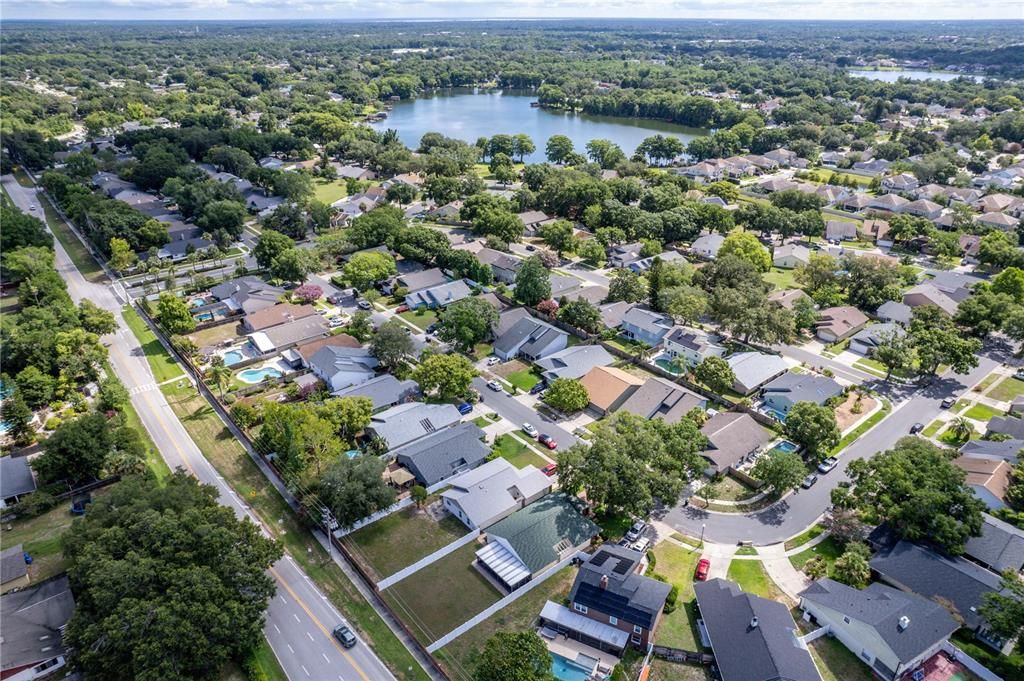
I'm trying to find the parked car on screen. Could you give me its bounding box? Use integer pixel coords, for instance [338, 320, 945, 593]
[1015, 370, 1024, 382]
[486, 380, 503, 392]
[486, 356, 501, 366]
[395, 304, 410, 313]
[632, 537, 651, 554]
[625, 520, 647, 543]
[333, 624, 357, 649]
[910, 422, 925, 434]
[425, 323, 438, 334]
[328, 318, 345, 328]
[817, 457, 839, 474]
[529, 382, 546, 395]
[941, 397, 955, 409]
[538, 434, 557, 450]
[695, 558, 711, 581]
[542, 463, 558, 477]
[456, 402, 473, 416]
[357, 299, 371, 310]
[522, 423, 539, 438]
[801, 474, 818, 489]
[525, 244, 536, 252]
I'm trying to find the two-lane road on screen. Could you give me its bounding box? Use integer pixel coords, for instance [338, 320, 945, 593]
[472, 377, 579, 448]
[3, 175, 397, 681]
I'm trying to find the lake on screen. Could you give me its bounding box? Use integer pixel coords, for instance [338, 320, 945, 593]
[848, 69, 985, 83]
[370, 88, 708, 164]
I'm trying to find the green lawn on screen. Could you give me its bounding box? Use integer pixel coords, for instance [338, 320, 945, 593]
[491, 433, 549, 469]
[343, 506, 468, 581]
[922, 419, 945, 438]
[808, 634, 875, 681]
[160, 381, 428, 681]
[398, 308, 438, 331]
[726, 559, 784, 600]
[122, 306, 186, 383]
[964, 403, 1002, 422]
[647, 659, 709, 681]
[807, 169, 873, 187]
[974, 372, 1003, 393]
[763, 267, 800, 291]
[649, 541, 703, 650]
[735, 546, 758, 556]
[0, 496, 92, 583]
[988, 377, 1024, 402]
[435, 566, 576, 681]
[505, 369, 541, 392]
[784, 524, 825, 551]
[712, 475, 758, 502]
[37, 182, 107, 283]
[789, 536, 844, 575]
[380, 541, 501, 646]
[313, 178, 348, 204]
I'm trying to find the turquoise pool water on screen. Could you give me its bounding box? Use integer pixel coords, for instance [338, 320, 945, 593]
[551, 653, 594, 681]
[654, 358, 683, 375]
[764, 406, 788, 422]
[223, 350, 244, 365]
[238, 367, 282, 384]
[773, 440, 798, 453]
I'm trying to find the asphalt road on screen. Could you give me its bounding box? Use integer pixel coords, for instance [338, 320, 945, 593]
[471, 377, 579, 448]
[661, 355, 1005, 545]
[3, 175, 397, 681]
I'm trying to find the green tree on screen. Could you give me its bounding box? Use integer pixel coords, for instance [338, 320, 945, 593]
[63, 473, 282, 681]
[872, 330, 917, 382]
[412, 354, 477, 400]
[539, 219, 577, 256]
[319, 455, 397, 529]
[156, 292, 196, 335]
[411, 484, 428, 508]
[705, 181, 740, 203]
[78, 300, 117, 336]
[437, 297, 499, 352]
[833, 543, 871, 588]
[475, 631, 554, 681]
[370, 320, 416, 371]
[718, 230, 771, 273]
[33, 413, 113, 484]
[108, 237, 137, 271]
[545, 135, 575, 164]
[208, 362, 233, 398]
[14, 366, 54, 409]
[909, 305, 981, 377]
[512, 134, 536, 163]
[514, 256, 552, 306]
[835, 437, 984, 555]
[543, 378, 589, 413]
[606, 269, 647, 303]
[1, 391, 34, 444]
[751, 449, 807, 498]
[347, 310, 374, 342]
[253, 230, 295, 270]
[576, 239, 606, 266]
[694, 356, 735, 394]
[662, 284, 708, 325]
[328, 396, 374, 444]
[557, 299, 602, 334]
[343, 251, 397, 291]
[785, 401, 841, 461]
[200, 200, 247, 238]
[980, 571, 1024, 642]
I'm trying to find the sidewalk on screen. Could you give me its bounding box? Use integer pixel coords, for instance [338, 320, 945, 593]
[754, 543, 811, 603]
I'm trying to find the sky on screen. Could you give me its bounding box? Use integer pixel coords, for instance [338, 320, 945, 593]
[3, 0, 1022, 21]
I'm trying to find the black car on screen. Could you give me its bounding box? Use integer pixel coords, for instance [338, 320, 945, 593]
[801, 474, 819, 489]
[529, 382, 546, 395]
[333, 624, 357, 649]
[910, 422, 925, 434]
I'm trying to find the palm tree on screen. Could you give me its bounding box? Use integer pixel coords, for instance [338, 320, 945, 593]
[208, 363, 233, 399]
[631, 341, 653, 364]
[949, 417, 974, 442]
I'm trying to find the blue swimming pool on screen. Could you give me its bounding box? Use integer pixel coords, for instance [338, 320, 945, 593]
[551, 653, 595, 681]
[238, 367, 282, 384]
[764, 406, 788, 422]
[195, 312, 214, 322]
[773, 440, 798, 453]
[223, 350, 245, 366]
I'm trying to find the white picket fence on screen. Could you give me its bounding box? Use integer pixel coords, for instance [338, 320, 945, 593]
[942, 641, 1004, 681]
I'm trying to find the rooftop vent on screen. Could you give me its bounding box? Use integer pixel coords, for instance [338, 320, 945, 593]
[898, 616, 910, 631]
[600, 575, 609, 590]
[750, 616, 759, 629]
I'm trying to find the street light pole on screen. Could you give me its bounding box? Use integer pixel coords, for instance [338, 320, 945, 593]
[700, 523, 706, 546]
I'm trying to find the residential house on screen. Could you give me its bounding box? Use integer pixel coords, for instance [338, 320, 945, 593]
[959, 234, 983, 264]
[773, 243, 812, 269]
[0, 456, 35, 509]
[881, 173, 920, 194]
[476, 247, 522, 283]
[870, 540, 1015, 653]
[904, 199, 945, 220]
[695, 579, 821, 681]
[392, 422, 489, 487]
[700, 412, 773, 475]
[475, 492, 599, 592]
[727, 352, 790, 395]
[816, 185, 851, 206]
[974, 193, 1022, 214]
[663, 327, 727, 368]
[954, 456, 1013, 510]
[842, 193, 874, 213]
[395, 267, 448, 293]
[618, 377, 706, 425]
[849, 322, 905, 356]
[549, 274, 583, 299]
[862, 219, 892, 246]
[761, 373, 844, 415]
[875, 301, 913, 326]
[815, 306, 869, 343]
[541, 545, 670, 653]
[243, 303, 317, 333]
[868, 194, 910, 213]
[964, 514, 1024, 574]
[620, 307, 674, 347]
[798, 579, 959, 681]
[248, 316, 328, 354]
[690, 233, 726, 259]
[853, 159, 892, 175]
[563, 285, 609, 306]
[390, 172, 425, 189]
[331, 374, 419, 410]
[493, 316, 569, 362]
[679, 161, 724, 183]
[902, 283, 959, 316]
[336, 165, 376, 181]
[404, 279, 472, 310]
[768, 288, 812, 310]
[307, 345, 378, 391]
[825, 220, 859, 242]
[1, 546, 30, 594]
[960, 438, 1024, 462]
[366, 402, 462, 450]
[579, 366, 645, 416]
[608, 242, 646, 268]
[757, 177, 799, 194]
[977, 211, 1019, 232]
[598, 301, 636, 330]
[535, 345, 614, 383]
[764, 148, 800, 167]
[244, 190, 284, 214]
[441, 459, 552, 530]
[627, 250, 687, 274]
[517, 210, 555, 236]
[294, 334, 361, 367]
[0, 575, 75, 680]
[210, 276, 286, 315]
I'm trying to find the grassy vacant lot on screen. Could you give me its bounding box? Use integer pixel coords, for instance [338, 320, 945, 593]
[398, 308, 438, 331]
[964, 403, 1002, 422]
[491, 434, 550, 469]
[831, 398, 890, 455]
[784, 524, 824, 551]
[159, 381, 428, 681]
[726, 559, 784, 600]
[988, 377, 1024, 402]
[381, 541, 501, 646]
[122, 306, 185, 383]
[763, 267, 800, 291]
[313, 178, 348, 205]
[650, 541, 703, 650]
[435, 566, 575, 681]
[808, 169, 873, 187]
[343, 506, 468, 581]
[789, 536, 844, 575]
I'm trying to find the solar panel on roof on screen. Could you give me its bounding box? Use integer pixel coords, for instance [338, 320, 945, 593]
[612, 560, 632, 575]
[590, 552, 611, 566]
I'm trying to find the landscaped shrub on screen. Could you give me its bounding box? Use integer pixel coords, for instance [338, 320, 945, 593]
[44, 417, 61, 431]
[664, 584, 679, 613]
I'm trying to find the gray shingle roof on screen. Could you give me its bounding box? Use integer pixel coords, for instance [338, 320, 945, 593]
[485, 492, 600, 573]
[876, 301, 913, 326]
[405, 279, 472, 308]
[800, 578, 959, 666]
[964, 514, 1024, 573]
[493, 316, 566, 357]
[850, 322, 905, 349]
[621, 306, 673, 337]
[700, 412, 772, 473]
[441, 458, 551, 528]
[368, 402, 462, 450]
[535, 345, 614, 381]
[0, 545, 27, 583]
[762, 372, 844, 406]
[397, 267, 449, 293]
[618, 377, 706, 425]
[0, 575, 74, 672]
[727, 352, 790, 394]
[695, 578, 821, 681]
[308, 345, 378, 380]
[569, 545, 672, 630]
[0, 456, 35, 500]
[392, 422, 490, 487]
[987, 416, 1024, 440]
[331, 374, 419, 409]
[959, 439, 1024, 462]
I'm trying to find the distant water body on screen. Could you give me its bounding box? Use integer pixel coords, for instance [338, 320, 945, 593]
[370, 88, 708, 164]
[848, 69, 986, 83]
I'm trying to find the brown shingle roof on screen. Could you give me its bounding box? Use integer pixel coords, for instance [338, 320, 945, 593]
[296, 334, 361, 362]
[579, 366, 645, 412]
[245, 303, 316, 331]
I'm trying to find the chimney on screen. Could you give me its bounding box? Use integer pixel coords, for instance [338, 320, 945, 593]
[898, 616, 910, 631]
[599, 575, 609, 590]
[749, 616, 759, 629]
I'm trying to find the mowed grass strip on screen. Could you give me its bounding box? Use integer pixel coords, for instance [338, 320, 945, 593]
[122, 306, 186, 383]
[343, 506, 468, 581]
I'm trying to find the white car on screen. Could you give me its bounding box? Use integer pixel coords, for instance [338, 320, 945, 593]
[522, 423, 539, 438]
[486, 356, 501, 366]
[486, 380, 503, 392]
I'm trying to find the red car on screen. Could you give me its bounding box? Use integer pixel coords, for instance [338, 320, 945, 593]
[395, 304, 410, 313]
[538, 434, 557, 450]
[695, 558, 711, 581]
[542, 463, 558, 477]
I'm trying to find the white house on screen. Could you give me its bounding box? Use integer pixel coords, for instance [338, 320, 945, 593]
[441, 459, 552, 530]
[663, 327, 726, 368]
[773, 243, 812, 269]
[307, 346, 378, 392]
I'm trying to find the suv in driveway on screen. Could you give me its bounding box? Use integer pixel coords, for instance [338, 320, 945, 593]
[333, 624, 357, 648]
[625, 520, 647, 543]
